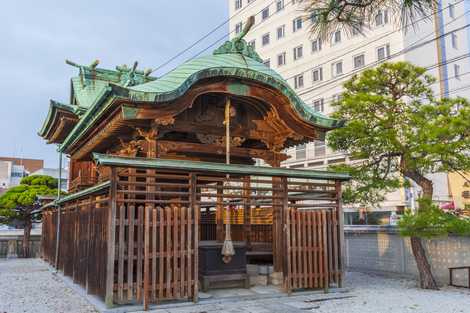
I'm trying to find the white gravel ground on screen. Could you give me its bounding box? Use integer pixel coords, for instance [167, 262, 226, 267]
[312, 271, 470, 313]
[0, 259, 97, 313]
[1, 258, 469, 313]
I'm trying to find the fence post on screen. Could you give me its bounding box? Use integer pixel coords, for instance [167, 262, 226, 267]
[335, 180, 344, 288]
[190, 173, 198, 303]
[105, 167, 117, 307]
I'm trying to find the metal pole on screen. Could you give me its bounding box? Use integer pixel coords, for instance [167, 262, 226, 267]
[54, 151, 62, 270]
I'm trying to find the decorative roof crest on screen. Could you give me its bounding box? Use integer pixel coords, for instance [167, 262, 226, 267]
[65, 59, 100, 87]
[116, 61, 152, 87]
[213, 16, 263, 63]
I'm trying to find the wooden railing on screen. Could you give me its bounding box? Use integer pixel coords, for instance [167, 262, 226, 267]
[68, 175, 98, 192]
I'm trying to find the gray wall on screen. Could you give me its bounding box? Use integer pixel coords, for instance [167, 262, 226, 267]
[345, 226, 470, 286]
[0, 230, 41, 258]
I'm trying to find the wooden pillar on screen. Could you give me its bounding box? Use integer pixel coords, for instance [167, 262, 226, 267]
[189, 173, 199, 303]
[335, 180, 345, 287]
[243, 176, 251, 250]
[144, 136, 157, 309]
[105, 168, 118, 307]
[281, 177, 290, 293]
[216, 181, 224, 242]
[271, 157, 283, 273]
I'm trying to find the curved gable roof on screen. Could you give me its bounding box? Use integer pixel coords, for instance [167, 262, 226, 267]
[127, 44, 342, 129]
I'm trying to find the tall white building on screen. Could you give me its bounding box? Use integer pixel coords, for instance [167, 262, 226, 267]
[229, 0, 469, 223]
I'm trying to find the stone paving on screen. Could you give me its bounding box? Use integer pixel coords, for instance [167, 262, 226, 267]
[1, 258, 470, 313]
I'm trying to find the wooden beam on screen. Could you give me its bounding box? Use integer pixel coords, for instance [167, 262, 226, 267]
[157, 140, 289, 165]
[335, 180, 344, 287]
[105, 168, 117, 307]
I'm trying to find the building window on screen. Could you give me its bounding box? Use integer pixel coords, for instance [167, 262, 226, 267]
[294, 74, 304, 89]
[262, 33, 270, 46]
[277, 25, 286, 39]
[312, 38, 322, 53]
[314, 140, 326, 157]
[235, 22, 243, 34]
[312, 67, 323, 83]
[451, 32, 458, 49]
[312, 98, 324, 112]
[454, 64, 460, 79]
[353, 54, 365, 69]
[248, 39, 256, 49]
[263, 59, 271, 68]
[332, 30, 341, 44]
[332, 61, 343, 77]
[293, 17, 303, 32]
[235, 0, 242, 10]
[449, 3, 455, 18]
[377, 44, 390, 61]
[296, 144, 306, 160]
[293, 45, 303, 60]
[276, 0, 284, 11]
[375, 9, 389, 26]
[262, 6, 270, 21]
[277, 52, 286, 66]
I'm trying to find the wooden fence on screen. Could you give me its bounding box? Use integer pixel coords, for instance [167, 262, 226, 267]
[42, 165, 344, 308]
[112, 169, 199, 307]
[41, 193, 109, 298]
[285, 209, 341, 292]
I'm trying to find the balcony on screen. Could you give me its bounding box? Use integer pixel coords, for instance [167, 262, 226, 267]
[68, 175, 97, 193]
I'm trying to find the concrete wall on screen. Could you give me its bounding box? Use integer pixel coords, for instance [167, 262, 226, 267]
[0, 229, 41, 258]
[345, 226, 470, 286]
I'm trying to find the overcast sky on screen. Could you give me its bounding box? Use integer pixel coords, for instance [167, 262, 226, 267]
[0, 0, 228, 168]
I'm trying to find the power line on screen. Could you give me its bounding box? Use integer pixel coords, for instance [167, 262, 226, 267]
[158, 0, 297, 77]
[303, 52, 470, 106]
[297, 16, 470, 100]
[149, 0, 261, 75]
[283, 0, 465, 86]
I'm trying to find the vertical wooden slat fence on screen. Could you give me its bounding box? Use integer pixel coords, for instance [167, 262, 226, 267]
[42, 163, 345, 309]
[284, 178, 343, 293]
[41, 192, 109, 299]
[112, 169, 198, 306]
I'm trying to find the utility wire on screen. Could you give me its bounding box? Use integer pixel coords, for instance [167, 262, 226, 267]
[303, 52, 470, 106]
[157, 0, 297, 77]
[149, 0, 260, 75]
[279, 0, 465, 84]
[298, 15, 470, 101]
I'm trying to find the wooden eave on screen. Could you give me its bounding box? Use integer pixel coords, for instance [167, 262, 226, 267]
[93, 153, 351, 181]
[40, 107, 80, 144]
[63, 78, 333, 160]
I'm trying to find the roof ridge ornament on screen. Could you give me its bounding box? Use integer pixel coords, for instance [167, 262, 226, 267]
[65, 59, 100, 87]
[116, 61, 153, 87]
[213, 16, 263, 63]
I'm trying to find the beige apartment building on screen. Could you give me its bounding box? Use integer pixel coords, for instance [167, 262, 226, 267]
[229, 0, 470, 223]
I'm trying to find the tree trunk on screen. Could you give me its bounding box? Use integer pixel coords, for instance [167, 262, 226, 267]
[410, 236, 438, 289]
[23, 221, 32, 258]
[402, 164, 439, 290]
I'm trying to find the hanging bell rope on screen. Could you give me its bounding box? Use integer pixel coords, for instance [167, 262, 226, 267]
[221, 96, 235, 264]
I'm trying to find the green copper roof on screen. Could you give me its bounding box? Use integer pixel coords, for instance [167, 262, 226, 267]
[93, 153, 350, 181]
[127, 46, 341, 129]
[53, 36, 343, 153]
[38, 100, 82, 138]
[56, 180, 110, 205]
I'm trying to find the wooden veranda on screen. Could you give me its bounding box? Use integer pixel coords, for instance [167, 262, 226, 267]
[42, 154, 348, 306]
